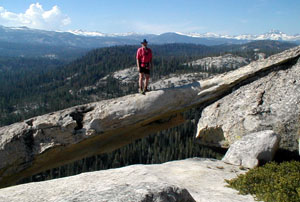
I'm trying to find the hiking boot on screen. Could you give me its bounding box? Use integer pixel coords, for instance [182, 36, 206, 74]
[144, 88, 150, 92]
[139, 88, 145, 94]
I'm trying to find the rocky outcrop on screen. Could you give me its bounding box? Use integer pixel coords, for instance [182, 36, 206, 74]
[1, 46, 300, 188]
[149, 72, 209, 90]
[222, 130, 280, 168]
[186, 54, 249, 70]
[113, 66, 138, 83]
[0, 158, 257, 202]
[196, 47, 300, 152]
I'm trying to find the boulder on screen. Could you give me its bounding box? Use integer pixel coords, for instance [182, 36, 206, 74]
[196, 48, 300, 152]
[222, 130, 280, 168]
[1, 46, 300, 188]
[0, 158, 257, 202]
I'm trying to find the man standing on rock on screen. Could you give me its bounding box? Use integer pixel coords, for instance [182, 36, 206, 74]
[136, 39, 153, 94]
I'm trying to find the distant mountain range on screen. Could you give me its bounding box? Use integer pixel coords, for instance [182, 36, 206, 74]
[70, 29, 300, 43]
[0, 25, 299, 59]
[175, 30, 300, 41]
[66, 29, 300, 46]
[1, 25, 300, 47]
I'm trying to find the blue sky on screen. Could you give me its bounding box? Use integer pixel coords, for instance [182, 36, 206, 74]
[0, 0, 299, 35]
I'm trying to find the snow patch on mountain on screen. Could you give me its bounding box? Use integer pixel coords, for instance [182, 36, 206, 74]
[67, 30, 146, 38]
[5, 26, 30, 31]
[68, 30, 107, 37]
[175, 32, 232, 39]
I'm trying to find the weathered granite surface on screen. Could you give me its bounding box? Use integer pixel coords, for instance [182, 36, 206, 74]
[196, 49, 300, 152]
[186, 54, 249, 70]
[0, 158, 257, 202]
[222, 130, 280, 168]
[1, 46, 300, 188]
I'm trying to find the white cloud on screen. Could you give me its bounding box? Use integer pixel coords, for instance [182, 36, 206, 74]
[0, 3, 70, 30]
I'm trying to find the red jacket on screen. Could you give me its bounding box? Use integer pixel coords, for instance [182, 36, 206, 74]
[136, 47, 152, 67]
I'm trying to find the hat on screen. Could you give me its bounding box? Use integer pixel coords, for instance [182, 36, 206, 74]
[141, 39, 148, 44]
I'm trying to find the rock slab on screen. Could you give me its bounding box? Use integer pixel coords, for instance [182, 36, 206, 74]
[222, 130, 280, 168]
[0, 158, 257, 202]
[197, 49, 300, 152]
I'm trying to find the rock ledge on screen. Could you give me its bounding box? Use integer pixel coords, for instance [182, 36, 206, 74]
[0, 158, 257, 202]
